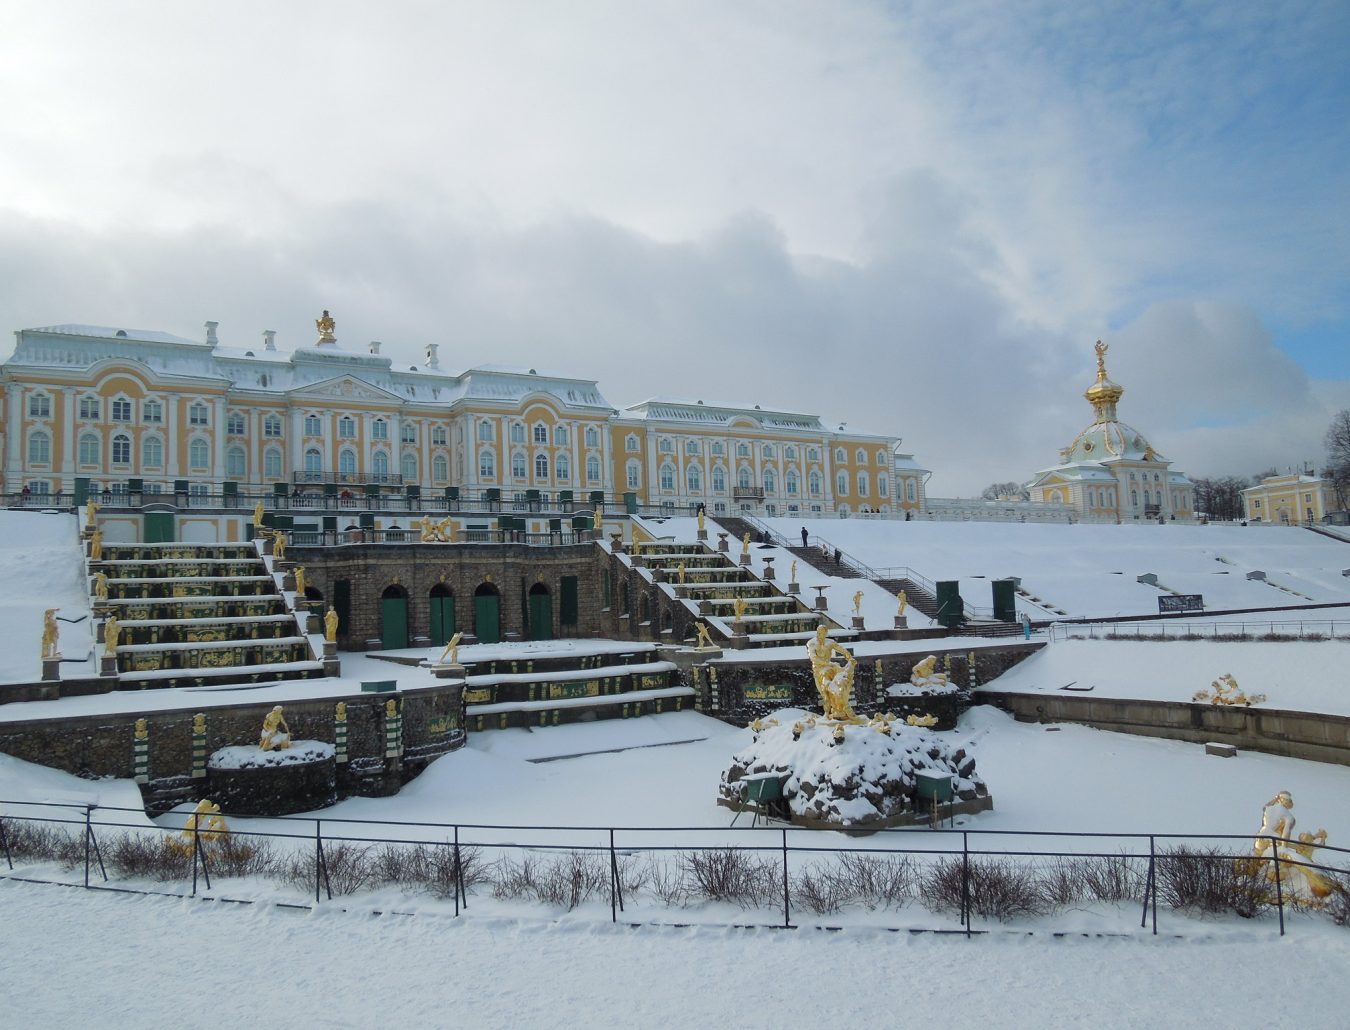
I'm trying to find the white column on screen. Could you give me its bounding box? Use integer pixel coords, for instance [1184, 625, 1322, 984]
[4, 383, 22, 482]
[166, 396, 180, 477]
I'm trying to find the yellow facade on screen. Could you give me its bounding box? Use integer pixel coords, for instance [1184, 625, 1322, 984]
[1242, 474, 1337, 525]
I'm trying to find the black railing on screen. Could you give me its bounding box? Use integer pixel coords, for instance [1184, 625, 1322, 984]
[2, 799, 1344, 936]
[292, 471, 404, 486]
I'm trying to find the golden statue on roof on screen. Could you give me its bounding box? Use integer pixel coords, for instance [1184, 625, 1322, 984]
[316, 309, 337, 344]
[1094, 339, 1108, 379]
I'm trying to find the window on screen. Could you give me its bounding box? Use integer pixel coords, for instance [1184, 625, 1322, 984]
[857, 471, 869, 497]
[533, 423, 548, 444]
[659, 463, 675, 491]
[373, 451, 389, 477]
[27, 431, 51, 464]
[764, 469, 776, 494]
[305, 414, 322, 436]
[365, 418, 385, 441]
[226, 447, 246, 478]
[736, 442, 750, 458]
[189, 438, 209, 470]
[433, 454, 448, 481]
[906, 480, 916, 502]
[809, 471, 822, 496]
[479, 450, 496, 479]
[856, 448, 867, 464]
[712, 466, 726, 492]
[786, 470, 799, 494]
[785, 446, 797, 460]
[686, 440, 700, 456]
[878, 474, 888, 497]
[263, 447, 282, 480]
[534, 453, 549, 479]
[512, 452, 527, 478]
[263, 415, 282, 437]
[338, 449, 356, 476]
[762, 444, 774, 459]
[625, 433, 639, 452]
[338, 416, 356, 439]
[687, 465, 701, 492]
[401, 452, 418, 481]
[305, 448, 322, 473]
[1131, 490, 1138, 507]
[79, 396, 100, 420]
[807, 447, 819, 462]
[738, 466, 752, 489]
[189, 403, 209, 426]
[836, 470, 849, 495]
[28, 394, 51, 418]
[75, 433, 98, 466]
[142, 400, 163, 423]
[626, 459, 641, 489]
[659, 438, 673, 454]
[584, 426, 599, 447]
[554, 425, 569, 446]
[401, 423, 417, 444]
[509, 423, 525, 444]
[711, 442, 725, 456]
[432, 425, 447, 446]
[109, 433, 130, 465]
[835, 448, 846, 465]
[556, 455, 570, 482]
[586, 455, 600, 482]
[478, 421, 495, 442]
[143, 437, 164, 468]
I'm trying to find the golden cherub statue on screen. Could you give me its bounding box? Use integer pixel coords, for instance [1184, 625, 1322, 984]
[93, 571, 109, 601]
[253, 500, 265, 529]
[293, 565, 306, 597]
[695, 622, 713, 649]
[41, 608, 60, 660]
[906, 713, 939, 728]
[259, 705, 291, 750]
[897, 590, 908, 617]
[852, 589, 864, 618]
[385, 699, 398, 719]
[435, 516, 454, 542]
[438, 631, 463, 665]
[89, 528, 103, 562]
[103, 614, 121, 657]
[419, 515, 436, 542]
[910, 654, 947, 687]
[806, 624, 860, 722]
[316, 309, 336, 343]
[324, 606, 339, 643]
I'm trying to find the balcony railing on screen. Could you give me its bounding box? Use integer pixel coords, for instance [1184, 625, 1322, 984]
[292, 471, 404, 486]
[732, 486, 765, 500]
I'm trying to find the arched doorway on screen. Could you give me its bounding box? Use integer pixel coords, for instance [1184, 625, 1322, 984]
[380, 585, 409, 650]
[528, 582, 553, 641]
[474, 582, 501, 644]
[429, 584, 455, 646]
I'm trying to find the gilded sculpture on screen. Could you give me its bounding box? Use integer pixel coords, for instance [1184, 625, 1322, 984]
[695, 622, 713, 649]
[806, 625, 860, 723]
[697, 509, 706, 532]
[167, 799, 232, 855]
[293, 566, 306, 598]
[1235, 791, 1334, 904]
[910, 654, 948, 687]
[89, 528, 103, 562]
[852, 589, 864, 618]
[1193, 672, 1265, 707]
[438, 631, 463, 665]
[741, 531, 751, 556]
[677, 563, 687, 584]
[253, 501, 265, 529]
[789, 559, 797, 583]
[897, 590, 908, 617]
[104, 614, 121, 657]
[259, 705, 292, 750]
[316, 309, 337, 343]
[419, 515, 436, 542]
[324, 606, 339, 643]
[85, 499, 98, 524]
[732, 596, 749, 622]
[93, 571, 109, 601]
[41, 608, 60, 660]
[272, 530, 286, 561]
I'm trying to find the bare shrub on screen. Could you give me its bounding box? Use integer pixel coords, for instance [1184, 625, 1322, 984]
[643, 856, 691, 908]
[792, 862, 845, 914]
[836, 852, 915, 908]
[491, 851, 611, 911]
[1156, 846, 1260, 917]
[0, 818, 84, 867]
[1037, 858, 1087, 907]
[923, 857, 1046, 921]
[208, 836, 279, 879]
[104, 832, 192, 880]
[284, 840, 375, 896]
[685, 847, 779, 908]
[1080, 853, 1146, 903]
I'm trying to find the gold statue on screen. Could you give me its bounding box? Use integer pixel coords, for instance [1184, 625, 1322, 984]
[89, 528, 103, 562]
[897, 591, 908, 617]
[1236, 791, 1334, 903]
[41, 608, 60, 660]
[732, 596, 749, 622]
[167, 799, 231, 855]
[1193, 672, 1265, 707]
[93, 571, 109, 601]
[909, 654, 948, 687]
[418, 515, 436, 542]
[677, 563, 687, 584]
[695, 622, 713, 649]
[316, 309, 336, 343]
[1094, 339, 1109, 379]
[324, 606, 339, 643]
[103, 614, 121, 657]
[852, 589, 864, 618]
[435, 516, 454, 542]
[135, 717, 148, 740]
[741, 531, 751, 556]
[252, 500, 265, 529]
[272, 530, 286, 562]
[193, 712, 206, 735]
[905, 713, 939, 728]
[293, 565, 306, 597]
[697, 509, 706, 532]
[789, 560, 797, 582]
[259, 705, 291, 751]
[806, 625, 859, 722]
[438, 631, 463, 665]
[385, 699, 398, 719]
[85, 499, 98, 524]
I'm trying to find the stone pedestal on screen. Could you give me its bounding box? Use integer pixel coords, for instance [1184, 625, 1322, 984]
[42, 656, 61, 681]
[412, 634, 432, 648]
[730, 632, 749, 650]
[851, 616, 865, 630]
[323, 655, 342, 677]
[732, 619, 746, 636]
[675, 584, 688, 599]
[894, 615, 909, 630]
[717, 533, 729, 553]
[813, 586, 829, 611]
[100, 654, 117, 677]
[207, 742, 337, 816]
[323, 639, 337, 659]
[630, 551, 645, 568]
[610, 534, 625, 554]
[430, 662, 467, 680]
[762, 558, 775, 580]
[697, 528, 708, 542]
[652, 566, 665, 582]
[261, 534, 275, 556]
[787, 581, 800, 594]
[282, 569, 296, 592]
[698, 600, 713, 615]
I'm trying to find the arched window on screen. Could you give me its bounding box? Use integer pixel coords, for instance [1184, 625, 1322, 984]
[809, 471, 822, 496]
[512, 451, 527, 478]
[686, 439, 700, 455]
[479, 450, 497, 478]
[659, 438, 673, 453]
[738, 466, 752, 489]
[659, 463, 675, 491]
[625, 433, 639, 452]
[478, 421, 495, 442]
[111, 434, 132, 465]
[906, 480, 916, 502]
[305, 448, 322, 473]
[534, 453, 549, 479]
[877, 474, 888, 497]
[857, 471, 869, 497]
[433, 454, 448, 481]
[836, 470, 849, 496]
[687, 465, 702, 492]
[189, 438, 209, 470]
[556, 455, 570, 481]
[856, 448, 867, 464]
[807, 447, 819, 462]
[712, 465, 727, 492]
[763, 469, 776, 494]
[304, 414, 322, 436]
[226, 446, 246, 478]
[511, 422, 525, 443]
[79, 396, 100, 420]
[263, 447, 282, 480]
[762, 444, 774, 459]
[711, 441, 725, 456]
[28, 393, 51, 419]
[584, 426, 599, 447]
[586, 455, 600, 482]
[401, 452, 418, 481]
[27, 431, 50, 465]
[876, 449, 887, 466]
[373, 451, 389, 477]
[786, 470, 799, 494]
[533, 423, 548, 444]
[188, 403, 209, 426]
[1131, 490, 1138, 507]
[143, 436, 164, 469]
[79, 433, 100, 466]
[626, 459, 641, 489]
[338, 449, 356, 475]
[835, 448, 847, 465]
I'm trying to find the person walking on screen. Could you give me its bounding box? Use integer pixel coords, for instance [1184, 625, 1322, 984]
[800, 526, 809, 548]
[833, 547, 842, 566]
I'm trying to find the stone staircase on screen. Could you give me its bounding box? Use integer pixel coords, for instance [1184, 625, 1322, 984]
[92, 541, 324, 689]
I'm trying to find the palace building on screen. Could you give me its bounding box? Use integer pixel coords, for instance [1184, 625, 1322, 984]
[1, 316, 923, 522]
[1026, 342, 1194, 520]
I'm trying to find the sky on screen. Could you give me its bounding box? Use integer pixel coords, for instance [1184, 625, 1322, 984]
[0, 0, 1347, 495]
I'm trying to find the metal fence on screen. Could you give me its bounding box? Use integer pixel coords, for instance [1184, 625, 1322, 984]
[1050, 619, 1350, 641]
[2, 799, 1344, 936]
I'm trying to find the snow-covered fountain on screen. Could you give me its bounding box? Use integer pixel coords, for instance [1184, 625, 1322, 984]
[206, 705, 337, 815]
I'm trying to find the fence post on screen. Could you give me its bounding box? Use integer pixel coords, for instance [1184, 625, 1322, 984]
[315, 819, 332, 903]
[83, 805, 92, 888]
[452, 824, 462, 917]
[962, 831, 971, 937]
[191, 816, 200, 895]
[1141, 836, 1157, 933]
[1271, 836, 1285, 936]
[609, 828, 619, 922]
[782, 828, 791, 928]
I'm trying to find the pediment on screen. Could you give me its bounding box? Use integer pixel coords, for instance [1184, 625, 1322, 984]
[291, 376, 403, 404]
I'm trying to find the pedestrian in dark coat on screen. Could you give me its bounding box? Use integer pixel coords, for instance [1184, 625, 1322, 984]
[800, 526, 809, 547]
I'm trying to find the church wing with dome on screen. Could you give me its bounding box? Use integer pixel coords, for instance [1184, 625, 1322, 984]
[1026, 342, 1194, 520]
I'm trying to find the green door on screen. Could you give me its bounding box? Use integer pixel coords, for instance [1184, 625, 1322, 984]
[429, 592, 456, 646]
[474, 590, 501, 644]
[381, 593, 409, 650]
[144, 512, 175, 543]
[529, 587, 553, 641]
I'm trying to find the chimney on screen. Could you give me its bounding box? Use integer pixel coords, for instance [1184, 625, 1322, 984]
[204, 321, 219, 346]
[369, 341, 382, 355]
[262, 330, 277, 352]
[425, 343, 440, 369]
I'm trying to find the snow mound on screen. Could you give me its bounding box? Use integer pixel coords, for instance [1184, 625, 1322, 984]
[719, 708, 986, 827]
[207, 740, 335, 770]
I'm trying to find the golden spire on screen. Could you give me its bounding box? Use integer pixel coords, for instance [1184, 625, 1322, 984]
[1084, 339, 1123, 420]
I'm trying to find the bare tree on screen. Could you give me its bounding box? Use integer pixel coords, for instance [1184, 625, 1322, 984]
[1326, 410, 1350, 511]
[1191, 476, 1250, 521]
[981, 481, 1027, 501]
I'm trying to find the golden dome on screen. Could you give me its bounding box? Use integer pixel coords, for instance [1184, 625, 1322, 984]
[1084, 339, 1123, 418]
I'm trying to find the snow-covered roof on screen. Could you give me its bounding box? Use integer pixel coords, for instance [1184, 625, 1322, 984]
[24, 324, 202, 347]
